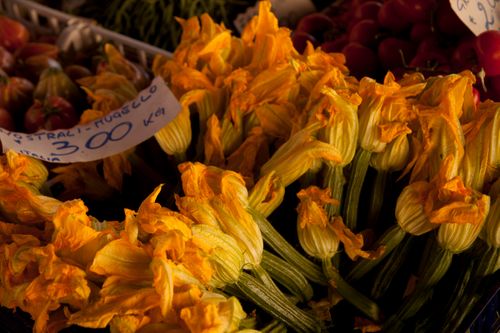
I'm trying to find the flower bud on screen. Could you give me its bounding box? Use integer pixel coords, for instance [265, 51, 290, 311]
[461, 100, 500, 192]
[178, 162, 249, 206]
[261, 123, 342, 187]
[3, 150, 48, 189]
[319, 87, 360, 167]
[210, 196, 263, 268]
[395, 182, 437, 236]
[191, 224, 244, 287]
[248, 171, 284, 217]
[370, 134, 410, 172]
[155, 104, 192, 158]
[296, 186, 339, 259]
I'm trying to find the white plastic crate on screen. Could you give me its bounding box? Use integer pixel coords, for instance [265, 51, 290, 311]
[0, 0, 172, 68]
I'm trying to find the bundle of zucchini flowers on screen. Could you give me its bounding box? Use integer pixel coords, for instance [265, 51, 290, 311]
[0, 1, 498, 333]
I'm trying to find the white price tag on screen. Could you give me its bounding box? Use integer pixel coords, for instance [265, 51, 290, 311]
[450, 0, 500, 36]
[0, 76, 181, 163]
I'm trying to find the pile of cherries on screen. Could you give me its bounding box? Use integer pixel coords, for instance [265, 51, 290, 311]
[292, 0, 500, 101]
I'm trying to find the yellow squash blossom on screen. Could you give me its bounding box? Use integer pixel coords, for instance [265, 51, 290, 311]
[134, 185, 193, 239]
[68, 282, 160, 329]
[425, 156, 490, 227]
[460, 99, 500, 192]
[357, 72, 419, 153]
[404, 73, 471, 182]
[178, 162, 249, 206]
[191, 224, 245, 287]
[209, 195, 263, 268]
[395, 181, 437, 236]
[254, 103, 296, 139]
[1, 150, 48, 190]
[241, 1, 297, 71]
[78, 72, 138, 119]
[296, 186, 340, 259]
[103, 43, 149, 90]
[296, 186, 384, 261]
[204, 114, 225, 166]
[317, 86, 361, 166]
[180, 293, 246, 333]
[260, 123, 343, 187]
[226, 126, 269, 186]
[51, 199, 115, 268]
[248, 171, 285, 218]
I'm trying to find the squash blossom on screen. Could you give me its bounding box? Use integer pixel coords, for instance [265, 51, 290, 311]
[3, 150, 48, 190]
[177, 162, 263, 268]
[296, 186, 340, 260]
[385, 156, 491, 330]
[0, 151, 61, 224]
[460, 99, 500, 192]
[296, 186, 383, 321]
[260, 123, 342, 187]
[180, 292, 246, 333]
[248, 171, 285, 218]
[191, 224, 245, 288]
[404, 73, 471, 182]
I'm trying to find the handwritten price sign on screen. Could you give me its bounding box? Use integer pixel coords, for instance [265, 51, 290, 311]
[450, 0, 500, 35]
[0, 76, 181, 163]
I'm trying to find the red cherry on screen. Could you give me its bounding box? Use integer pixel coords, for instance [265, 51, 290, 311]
[348, 19, 380, 47]
[292, 31, 318, 53]
[353, 1, 383, 21]
[394, 0, 436, 23]
[410, 23, 434, 42]
[475, 30, 500, 77]
[377, 0, 411, 32]
[321, 35, 349, 53]
[342, 42, 380, 79]
[296, 13, 335, 42]
[451, 36, 479, 72]
[378, 37, 416, 70]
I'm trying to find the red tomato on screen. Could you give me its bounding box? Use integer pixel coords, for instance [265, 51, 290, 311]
[0, 74, 34, 115]
[24, 96, 78, 133]
[0, 46, 15, 74]
[0, 16, 30, 52]
[0, 106, 14, 131]
[475, 30, 500, 77]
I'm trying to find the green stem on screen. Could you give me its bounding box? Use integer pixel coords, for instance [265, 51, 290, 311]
[248, 208, 326, 285]
[367, 170, 388, 228]
[371, 234, 414, 300]
[236, 273, 321, 333]
[385, 239, 454, 330]
[251, 265, 291, 304]
[416, 239, 454, 291]
[261, 250, 314, 302]
[322, 258, 381, 322]
[261, 319, 287, 333]
[342, 148, 372, 231]
[323, 165, 345, 218]
[347, 225, 406, 281]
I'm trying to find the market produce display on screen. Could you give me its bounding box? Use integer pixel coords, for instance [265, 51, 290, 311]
[293, 0, 500, 101]
[0, 1, 499, 333]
